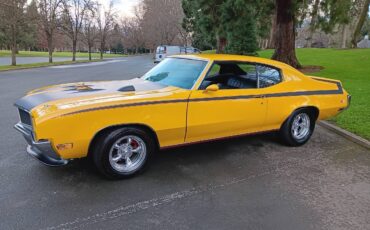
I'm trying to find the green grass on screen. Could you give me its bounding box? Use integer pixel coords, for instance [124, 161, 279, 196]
[0, 50, 127, 58]
[203, 48, 370, 139]
[0, 59, 103, 71]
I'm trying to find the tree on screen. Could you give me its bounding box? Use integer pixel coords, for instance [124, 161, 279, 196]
[22, 0, 39, 50]
[81, 4, 97, 60]
[222, 0, 258, 55]
[0, 0, 32, 65]
[182, 0, 216, 50]
[38, 0, 63, 63]
[61, 0, 93, 61]
[306, 0, 320, 47]
[194, 0, 226, 52]
[142, 0, 185, 51]
[271, 0, 301, 68]
[351, 0, 370, 47]
[182, 0, 272, 54]
[96, 1, 115, 59]
[120, 5, 145, 54]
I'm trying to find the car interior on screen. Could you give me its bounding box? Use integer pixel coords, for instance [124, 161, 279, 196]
[199, 62, 281, 90]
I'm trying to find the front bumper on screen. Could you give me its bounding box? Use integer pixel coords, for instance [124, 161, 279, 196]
[14, 122, 68, 166]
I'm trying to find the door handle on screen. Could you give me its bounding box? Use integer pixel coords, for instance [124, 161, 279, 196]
[254, 95, 265, 98]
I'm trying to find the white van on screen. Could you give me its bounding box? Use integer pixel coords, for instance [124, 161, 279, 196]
[154, 45, 200, 63]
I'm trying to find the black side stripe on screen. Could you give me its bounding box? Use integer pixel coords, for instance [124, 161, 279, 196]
[61, 78, 342, 117]
[61, 99, 188, 116]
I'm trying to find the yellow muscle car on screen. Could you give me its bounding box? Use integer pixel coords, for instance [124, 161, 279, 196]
[14, 54, 351, 178]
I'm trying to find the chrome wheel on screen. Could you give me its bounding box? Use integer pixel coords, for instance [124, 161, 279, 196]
[291, 113, 310, 140]
[109, 135, 147, 173]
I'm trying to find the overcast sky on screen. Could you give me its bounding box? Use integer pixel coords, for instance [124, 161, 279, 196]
[97, 0, 141, 17]
[27, 0, 141, 17]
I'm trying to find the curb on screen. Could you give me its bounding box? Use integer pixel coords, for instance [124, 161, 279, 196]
[318, 121, 370, 150]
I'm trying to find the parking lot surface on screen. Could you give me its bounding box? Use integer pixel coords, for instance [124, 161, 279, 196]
[0, 55, 369, 230]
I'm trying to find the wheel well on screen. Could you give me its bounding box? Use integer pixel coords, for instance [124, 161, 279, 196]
[88, 124, 160, 157]
[298, 106, 319, 121]
[281, 106, 319, 129]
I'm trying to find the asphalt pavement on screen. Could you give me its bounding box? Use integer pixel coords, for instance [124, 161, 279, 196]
[0, 57, 90, 66]
[0, 55, 369, 230]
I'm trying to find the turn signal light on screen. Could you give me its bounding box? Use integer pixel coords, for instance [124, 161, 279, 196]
[56, 143, 73, 150]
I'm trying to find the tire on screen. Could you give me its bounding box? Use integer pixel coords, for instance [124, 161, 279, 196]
[279, 109, 316, 146]
[92, 127, 155, 179]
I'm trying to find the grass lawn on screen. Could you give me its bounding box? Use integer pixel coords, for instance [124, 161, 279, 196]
[0, 50, 127, 58]
[204, 48, 370, 140]
[0, 59, 103, 71]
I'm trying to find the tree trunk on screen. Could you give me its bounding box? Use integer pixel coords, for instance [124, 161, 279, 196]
[11, 26, 16, 66]
[341, 24, 348, 48]
[47, 36, 53, 63]
[88, 45, 92, 61]
[100, 42, 104, 59]
[268, 11, 277, 49]
[272, 0, 301, 68]
[351, 0, 370, 48]
[72, 39, 77, 61]
[11, 44, 17, 66]
[216, 34, 227, 53]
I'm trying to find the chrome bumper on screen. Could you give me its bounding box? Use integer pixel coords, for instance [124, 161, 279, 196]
[14, 122, 68, 166]
[346, 95, 351, 109]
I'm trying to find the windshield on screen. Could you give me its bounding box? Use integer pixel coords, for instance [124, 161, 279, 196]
[141, 58, 207, 89]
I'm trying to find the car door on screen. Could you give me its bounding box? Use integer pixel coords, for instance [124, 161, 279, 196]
[185, 62, 268, 143]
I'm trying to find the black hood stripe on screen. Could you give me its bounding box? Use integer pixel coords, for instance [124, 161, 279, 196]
[14, 79, 166, 111]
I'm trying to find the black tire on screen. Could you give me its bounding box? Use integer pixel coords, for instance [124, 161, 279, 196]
[92, 127, 156, 179]
[279, 108, 316, 146]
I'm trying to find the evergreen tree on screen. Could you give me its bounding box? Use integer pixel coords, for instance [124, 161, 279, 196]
[182, 0, 267, 54]
[222, 0, 258, 55]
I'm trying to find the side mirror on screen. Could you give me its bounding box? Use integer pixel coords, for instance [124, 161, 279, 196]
[204, 84, 219, 92]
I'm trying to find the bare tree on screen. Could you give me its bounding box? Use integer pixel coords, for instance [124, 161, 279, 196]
[96, 1, 115, 59]
[38, 0, 63, 63]
[0, 0, 29, 65]
[61, 0, 93, 61]
[120, 5, 145, 54]
[81, 4, 97, 60]
[141, 0, 184, 50]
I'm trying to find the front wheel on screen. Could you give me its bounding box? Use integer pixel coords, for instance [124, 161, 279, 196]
[92, 127, 155, 179]
[280, 109, 316, 146]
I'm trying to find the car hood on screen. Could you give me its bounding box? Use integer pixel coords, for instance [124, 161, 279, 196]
[15, 78, 172, 112]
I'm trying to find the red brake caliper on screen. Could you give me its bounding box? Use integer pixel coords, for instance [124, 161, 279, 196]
[130, 139, 139, 149]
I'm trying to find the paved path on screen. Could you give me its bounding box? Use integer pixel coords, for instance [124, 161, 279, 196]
[0, 55, 369, 230]
[0, 57, 91, 66]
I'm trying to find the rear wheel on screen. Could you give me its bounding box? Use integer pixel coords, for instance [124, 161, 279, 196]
[280, 109, 316, 146]
[92, 127, 155, 179]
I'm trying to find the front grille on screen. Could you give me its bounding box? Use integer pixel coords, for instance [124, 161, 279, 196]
[19, 109, 32, 127]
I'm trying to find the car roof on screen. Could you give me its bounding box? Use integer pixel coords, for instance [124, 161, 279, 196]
[171, 54, 302, 74]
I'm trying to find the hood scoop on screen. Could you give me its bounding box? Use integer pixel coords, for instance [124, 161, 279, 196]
[118, 85, 135, 92]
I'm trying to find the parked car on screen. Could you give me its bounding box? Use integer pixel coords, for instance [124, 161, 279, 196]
[14, 54, 350, 179]
[154, 45, 200, 63]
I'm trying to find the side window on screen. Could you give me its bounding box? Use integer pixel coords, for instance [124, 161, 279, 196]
[199, 62, 282, 90]
[235, 63, 257, 88]
[257, 65, 282, 88]
[208, 64, 220, 75]
[200, 62, 258, 90]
